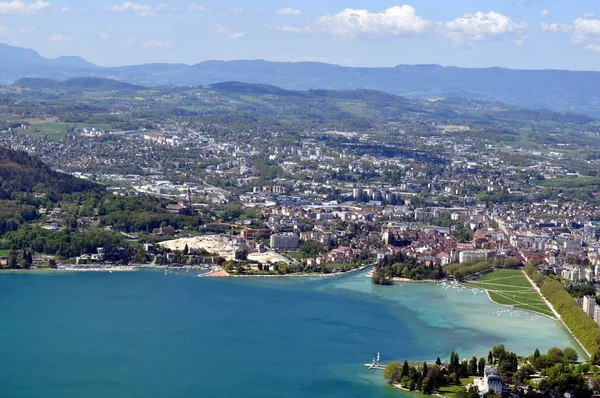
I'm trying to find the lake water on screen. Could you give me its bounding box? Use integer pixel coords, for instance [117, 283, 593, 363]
[0, 269, 581, 398]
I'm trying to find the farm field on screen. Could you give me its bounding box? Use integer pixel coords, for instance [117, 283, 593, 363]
[468, 269, 554, 317]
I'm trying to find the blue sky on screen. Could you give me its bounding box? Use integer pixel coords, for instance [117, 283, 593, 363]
[0, 0, 599, 70]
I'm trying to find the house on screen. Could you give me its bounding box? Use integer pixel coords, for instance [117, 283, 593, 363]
[155, 226, 176, 236]
[483, 367, 503, 394]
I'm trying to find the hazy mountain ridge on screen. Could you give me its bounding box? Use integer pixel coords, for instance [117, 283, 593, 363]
[2, 43, 600, 116]
[12, 77, 143, 91]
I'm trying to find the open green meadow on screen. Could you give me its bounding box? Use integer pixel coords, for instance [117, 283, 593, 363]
[0, 249, 10, 256]
[437, 378, 475, 398]
[468, 269, 554, 317]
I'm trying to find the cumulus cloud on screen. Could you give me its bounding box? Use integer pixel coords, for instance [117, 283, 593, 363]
[50, 34, 74, 42]
[99, 31, 111, 39]
[443, 11, 528, 43]
[143, 39, 171, 47]
[215, 24, 245, 39]
[274, 5, 529, 46]
[276, 7, 301, 16]
[541, 9, 550, 18]
[189, 3, 206, 12]
[313, 5, 430, 38]
[572, 15, 600, 52]
[106, 2, 166, 17]
[0, 0, 50, 14]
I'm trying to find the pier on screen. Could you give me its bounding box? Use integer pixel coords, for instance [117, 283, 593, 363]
[364, 352, 385, 370]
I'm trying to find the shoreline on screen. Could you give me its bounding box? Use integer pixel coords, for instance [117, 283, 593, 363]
[2, 263, 372, 278]
[392, 277, 446, 284]
[224, 263, 372, 278]
[520, 270, 591, 359]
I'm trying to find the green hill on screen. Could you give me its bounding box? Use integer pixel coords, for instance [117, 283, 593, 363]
[0, 146, 101, 200]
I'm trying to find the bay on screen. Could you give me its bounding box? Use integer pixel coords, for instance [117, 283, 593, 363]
[0, 269, 579, 398]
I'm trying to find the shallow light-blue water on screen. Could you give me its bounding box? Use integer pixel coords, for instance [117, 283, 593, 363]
[0, 270, 580, 398]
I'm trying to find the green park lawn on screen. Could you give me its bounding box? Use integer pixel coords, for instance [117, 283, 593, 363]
[0, 249, 9, 256]
[468, 269, 554, 317]
[437, 377, 475, 398]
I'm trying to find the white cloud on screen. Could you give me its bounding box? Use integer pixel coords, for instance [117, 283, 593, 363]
[61, 6, 83, 12]
[19, 25, 34, 34]
[189, 3, 205, 12]
[226, 6, 242, 14]
[0, 26, 6, 36]
[99, 31, 111, 39]
[572, 15, 600, 52]
[0, 0, 50, 14]
[275, 6, 528, 45]
[585, 44, 600, 53]
[143, 39, 171, 47]
[269, 24, 306, 34]
[541, 9, 550, 18]
[106, 2, 166, 17]
[276, 7, 301, 16]
[215, 24, 245, 39]
[443, 11, 528, 43]
[540, 22, 571, 32]
[314, 5, 430, 38]
[50, 34, 74, 42]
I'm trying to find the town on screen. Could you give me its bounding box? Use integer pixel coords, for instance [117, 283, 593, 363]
[1, 80, 600, 397]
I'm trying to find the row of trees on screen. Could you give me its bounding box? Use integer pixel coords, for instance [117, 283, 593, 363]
[372, 251, 445, 284]
[3, 224, 134, 261]
[383, 351, 488, 395]
[541, 279, 600, 362]
[525, 263, 600, 362]
[373, 253, 522, 285]
[444, 258, 522, 281]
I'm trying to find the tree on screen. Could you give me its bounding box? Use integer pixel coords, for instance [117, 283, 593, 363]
[183, 243, 189, 255]
[384, 361, 403, 385]
[533, 348, 541, 362]
[421, 377, 433, 394]
[487, 351, 493, 365]
[468, 356, 478, 376]
[547, 347, 564, 365]
[401, 376, 410, 389]
[563, 347, 578, 363]
[478, 358, 486, 377]
[427, 365, 445, 389]
[423, 362, 428, 381]
[456, 385, 480, 398]
[402, 360, 410, 379]
[492, 344, 507, 364]
[436, 357, 442, 366]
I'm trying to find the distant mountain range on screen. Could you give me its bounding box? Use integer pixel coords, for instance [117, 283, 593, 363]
[3, 43, 600, 116]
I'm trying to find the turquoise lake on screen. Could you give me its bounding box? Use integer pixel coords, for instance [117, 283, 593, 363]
[0, 269, 581, 398]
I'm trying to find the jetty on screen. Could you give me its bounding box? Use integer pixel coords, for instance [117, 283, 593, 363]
[364, 352, 385, 370]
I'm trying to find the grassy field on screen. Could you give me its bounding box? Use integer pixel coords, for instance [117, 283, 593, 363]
[0, 249, 10, 256]
[28, 123, 70, 140]
[437, 377, 475, 398]
[468, 269, 554, 317]
[534, 176, 600, 188]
